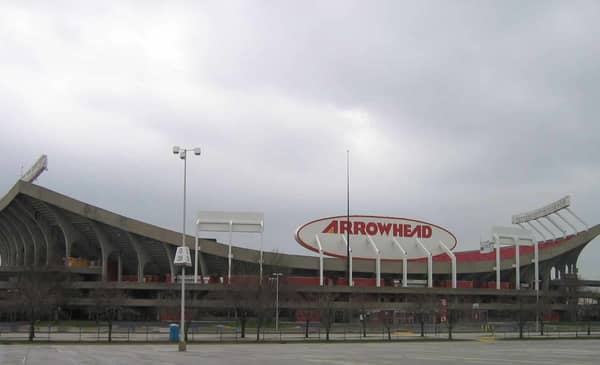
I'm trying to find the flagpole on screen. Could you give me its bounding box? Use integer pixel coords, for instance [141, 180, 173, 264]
[346, 150, 350, 286]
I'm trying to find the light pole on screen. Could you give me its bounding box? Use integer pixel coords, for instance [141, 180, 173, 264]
[172, 145, 201, 352]
[272, 273, 283, 331]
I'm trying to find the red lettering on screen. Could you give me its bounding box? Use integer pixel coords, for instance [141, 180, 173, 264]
[377, 222, 392, 235]
[393, 224, 403, 237]
[411, 225, 421, 238]
[366, 222, 377, 235]
[323, 220, 435, 238]
[403, 224, 412, 237]
[354, 221, 366, 235]
[322, 220, 338, 234]
[422, 225, 432, 238]
[340, 221, 351, 234]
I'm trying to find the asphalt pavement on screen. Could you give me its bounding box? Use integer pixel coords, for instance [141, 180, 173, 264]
[1, 338, 599, 365]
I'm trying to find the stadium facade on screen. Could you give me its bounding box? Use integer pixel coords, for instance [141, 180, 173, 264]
[0, 173, 599, 322]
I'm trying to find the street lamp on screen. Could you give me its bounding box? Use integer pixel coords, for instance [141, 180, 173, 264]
[272, 273, 283, 331]
[172, 145, 201, 352]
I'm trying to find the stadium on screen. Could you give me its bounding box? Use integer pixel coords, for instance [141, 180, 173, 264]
[0, 156, 599, 327]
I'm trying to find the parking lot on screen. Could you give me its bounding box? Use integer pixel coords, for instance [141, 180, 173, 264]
[1, 339, 600, 365]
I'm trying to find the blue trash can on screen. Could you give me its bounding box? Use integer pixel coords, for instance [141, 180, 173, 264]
[169, 324, 180, 342]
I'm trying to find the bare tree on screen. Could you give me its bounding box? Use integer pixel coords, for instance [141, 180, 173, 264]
[352, 290, 371, 337]
[317, 290, 337, 341]
[89, 285, 129, 342]
[410, 293, 437, 337]
[381, 310, 394, 341]
[577, 296, 600, 336]
[225, 283, 253, 339]
[11, 266, 67, 341]
[446, 306, 460, 340]
[515, 295, 538, 339]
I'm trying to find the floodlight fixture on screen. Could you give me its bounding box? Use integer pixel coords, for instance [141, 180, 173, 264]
[193, 147, 201, 156]
[172, 146, 181, 155]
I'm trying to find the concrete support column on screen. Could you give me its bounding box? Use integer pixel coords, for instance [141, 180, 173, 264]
[89, 221, 118, 282]
[15, 200, 52, 266]
[45, 204, 82, 259]
[0, 214, 26, 266]
[7, 207, 40, 266]
[163, 243, 176, 283]
[0, 229, 14, 266]
[117, 254, 122, 282]
[127, 233, 151, 283]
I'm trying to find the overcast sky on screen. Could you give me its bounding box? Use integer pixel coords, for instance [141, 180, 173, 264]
[1, 1, 599, 277]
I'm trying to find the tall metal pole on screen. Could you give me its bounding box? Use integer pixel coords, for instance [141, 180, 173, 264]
[275, 274, 280, 331]
[179, 152, 187, 352]
[346, 150, 350, 286]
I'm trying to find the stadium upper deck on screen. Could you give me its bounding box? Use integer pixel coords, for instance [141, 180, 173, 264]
[0, 178, 598, 291]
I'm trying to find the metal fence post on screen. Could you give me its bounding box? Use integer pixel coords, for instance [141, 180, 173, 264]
[79, 326, 82, 342]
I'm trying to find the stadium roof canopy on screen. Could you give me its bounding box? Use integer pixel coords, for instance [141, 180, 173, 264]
[0, 179, 598, 283]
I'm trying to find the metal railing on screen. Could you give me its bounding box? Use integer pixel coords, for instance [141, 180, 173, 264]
[0, 321, 598, 343]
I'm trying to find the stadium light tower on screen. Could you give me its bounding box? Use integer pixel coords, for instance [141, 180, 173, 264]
[172, 145, 201, 352]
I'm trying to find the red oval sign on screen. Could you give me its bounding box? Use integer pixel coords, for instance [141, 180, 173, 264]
[295, 215, 457, 260]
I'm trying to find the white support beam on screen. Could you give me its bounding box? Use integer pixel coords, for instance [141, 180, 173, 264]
[341, 235, 353, 287]
[197, 212, 264, 284]
[439, 241, 456, 289]
[525, 222, 547, 242]
[366, 236, 381, 287]
[565, 207, 589, 230]
[493, 234, 501, 290]
[315, 234, 324, 286]
[415, 238, 432, 288]
[536, 219, 556, 240]
[391, 237, 408, 288]
[514, 236, 520, 290]
[534, 238, 539, 291]
[259, 222, 264, 285]
[545, 216, 566, 239]
[227, 221, 233, 285]
[555, 211, 578, 235]
[522, 223, 541, 292]
[194, 225, 199, 283]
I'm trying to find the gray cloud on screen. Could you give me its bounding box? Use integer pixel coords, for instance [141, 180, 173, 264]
[1, 1, 600, 277]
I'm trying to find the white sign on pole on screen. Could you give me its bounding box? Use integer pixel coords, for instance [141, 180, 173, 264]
[174, 246, 192, 267]
[197, 211, 264, 233]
